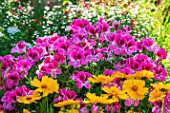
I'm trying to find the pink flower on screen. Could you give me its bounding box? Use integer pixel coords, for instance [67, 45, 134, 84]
[27, 49, 40, 61]
[6, 72, 20, 88]
[142, 38, 155, 52]
[68, 50, 85, 68]
[70, 71, 92, 89]
[54, 88, 76, 102]
[11, 41, 26, 54]
[154, 65, 167, 82]
[125, 98, 139, 107]
[122, 25, 132, 33]
[155, 48, 167, 60]
[112, 21, 121, 30]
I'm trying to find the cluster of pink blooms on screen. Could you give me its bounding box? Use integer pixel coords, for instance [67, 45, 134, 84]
[53, 88, 86, 113]
[1, 86, 32, 110]
[0, 18, 168, 112]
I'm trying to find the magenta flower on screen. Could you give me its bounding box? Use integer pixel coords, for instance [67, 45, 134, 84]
[112, 21, 121, 30]
[154, 65, 167, 82]
[125, 39, 137, 55]
[54, 88, 76, 102]
[11, 41, 26, 54]
[142, 38, 155, 52]
[152, 100, 162, 113]
[70, 71, 92, 89]
[155, 48, 167, 60]
[122, 25, 132, 33]
[6, 72, 20, 88]
[103, 69, 114, 76]
[113, 78, 123, 90]
[68, 50, 85, 68]
[27, 49, 40, 61]
[125, 98, 139, 107]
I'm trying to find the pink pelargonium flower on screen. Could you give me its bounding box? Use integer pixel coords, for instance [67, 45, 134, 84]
[11, 41, 26, 54]
[112, 21, 121, 30]
[68, 50, 85, 68]
[125, 98, 139, 107]
[27, 48, 40, 61]
[109, 33, 127, 55]
[154, 65, 168, 82]
[103, 69, 114, 76]
[124, 38, 137, 55]
[6, 72, 20, 88]
[46, 61, 62, 78]
[152, 100, 162, 113]
[70, 71, 92, 89]
[122, 25, 132, 33]
[155, 48, 167, 60]
[142, 38, 155, 52]
[54, 88, 76, 102]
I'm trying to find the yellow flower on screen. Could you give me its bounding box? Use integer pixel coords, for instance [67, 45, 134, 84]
[84, 93, 115, 104]
[54, 99, 80, 110]
[149, 89, 166, 102]
[31, 76, 59, 97]
[88, 74, 114, 84]
[151, 82, 170, 91]
[123, 79, 148, 100]
[17, 92, 41, 104]
[126, 110, 141, 113]
[134, 70, 154, 80]
[23, 109, 31, 113]
[0, 111, 4, 113]
[111, 72, 126, 79]
[102, 86, 128, 102]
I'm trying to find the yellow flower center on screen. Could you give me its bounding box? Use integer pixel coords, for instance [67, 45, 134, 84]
[132, 85, 138, 91]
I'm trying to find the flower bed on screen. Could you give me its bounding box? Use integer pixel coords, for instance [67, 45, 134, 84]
[0, 17, 169, 113]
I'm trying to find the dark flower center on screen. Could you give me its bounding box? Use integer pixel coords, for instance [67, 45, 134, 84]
[132, 85, 138, 91]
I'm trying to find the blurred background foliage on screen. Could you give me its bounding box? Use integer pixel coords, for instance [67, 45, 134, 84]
[0, 0, 169, 73]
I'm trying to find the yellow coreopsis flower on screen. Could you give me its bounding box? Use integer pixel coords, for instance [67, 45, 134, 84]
[102, 86, 128, 102]
[54, 99, 80, 110]
[134, 70, 154, 80]
[23, 109, 31, 113]
[31, 76, 59, 97]
[123, 79, 148, 100]
[88, 74, 114, 84]
[111, 72, 126, 79]
[126, 110, 141, 113]
[84, 92, 115, 104]
[17, 92, 41, 104]
[151, 82, 170, 91]
[149, 89, 166, 102]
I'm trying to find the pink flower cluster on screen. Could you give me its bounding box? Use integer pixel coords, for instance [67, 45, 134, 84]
[1, 86, 32, 111]
[54, 88, 86, 113]
[151, 92, 170, 113]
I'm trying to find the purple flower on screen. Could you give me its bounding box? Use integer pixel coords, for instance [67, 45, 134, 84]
[11, 41, 26, 54]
